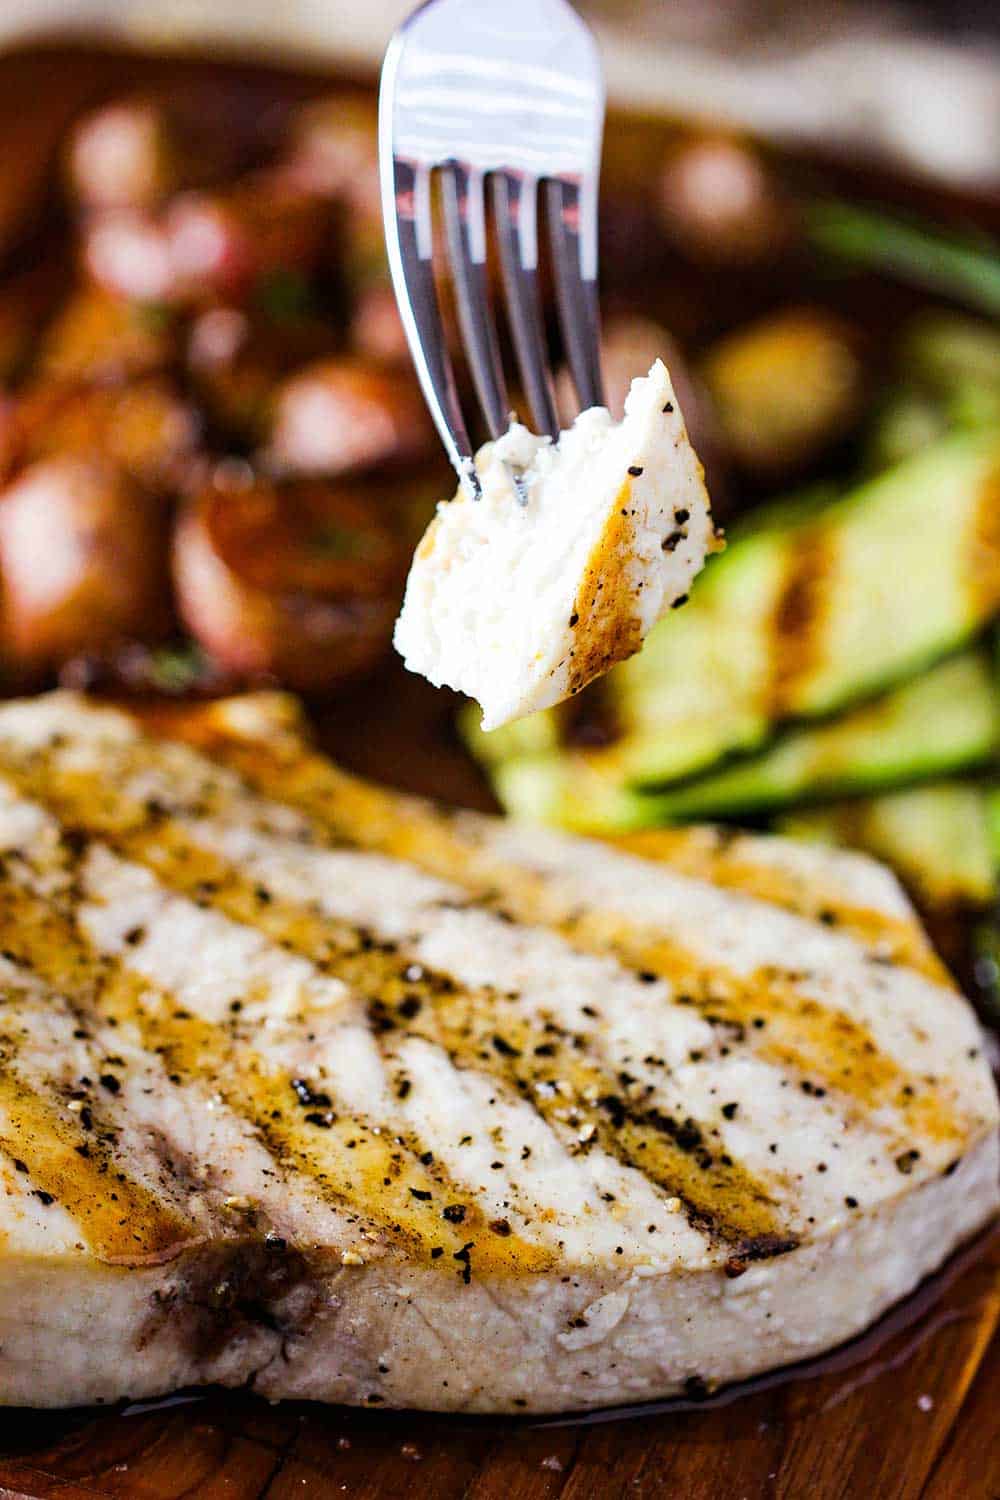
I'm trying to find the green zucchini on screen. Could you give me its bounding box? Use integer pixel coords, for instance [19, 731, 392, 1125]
[988, 786, 1000, 865]
[491, 651, 999, 833]
[779, 782, 997, 913]
[468, 430, 1000, 788]
[902, 314, 1000, 394]
[868, 315, 1000, 469]
[632, 651, 997, 820]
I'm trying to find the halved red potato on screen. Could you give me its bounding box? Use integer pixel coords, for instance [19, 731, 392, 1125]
[65, 99, 178, 214]
[83, 172, 332, 308]
[165, 171, 332, 304]
[0, 455, 170, 670]
[658, 135, 792, 266]
[0, 377, 201, 493]
[284, 95, 380, 214]
[173, 473, 403, 690]
[40, 286, 178, 384]
[265, 357, 433, 477]
[64, 92, 255, 215]
[82, 210, 176, 304]
[283, 95, 383, 283]
[187, 303, 336, 443]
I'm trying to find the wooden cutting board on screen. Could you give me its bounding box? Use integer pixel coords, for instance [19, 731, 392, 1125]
[0, 45, 996, 1500]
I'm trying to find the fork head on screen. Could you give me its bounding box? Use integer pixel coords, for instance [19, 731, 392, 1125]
[379, 0, 605, 498]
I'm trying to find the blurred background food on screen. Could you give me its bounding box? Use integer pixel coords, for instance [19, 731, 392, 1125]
[0, 5, 994, 1019]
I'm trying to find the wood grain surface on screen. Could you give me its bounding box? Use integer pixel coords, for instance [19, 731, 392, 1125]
[0, 43, 996, 1500]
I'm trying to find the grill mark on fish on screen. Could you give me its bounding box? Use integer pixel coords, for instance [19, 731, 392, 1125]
[121, 703, 937, 975]
[394, 992, 783, 1243]
[565, 481, 644, 698]
[968, 460, 1000, 620]
[610, 828, 943, 981]
[0, 850, 551, 1278]
[0, 707, 967, 1182]
[189, 736, 963, 1144]
[591, 940, 960, 1146]
[0, 766, 784, 1248]
[208, 732, 932, 976]
[0, 1039, 193, 1265]
[764, 525, 836, 717]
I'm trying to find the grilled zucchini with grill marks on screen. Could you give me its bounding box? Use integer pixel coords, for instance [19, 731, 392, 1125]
[490, 652, 999, 833]
[466, 431, 1000, 791]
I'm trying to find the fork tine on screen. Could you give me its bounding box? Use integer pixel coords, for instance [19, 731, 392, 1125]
[442, 164, 509, 441]
[546, 176, 604, 412]
[383, 155, 481, 497]
[492, 172, 559, 440]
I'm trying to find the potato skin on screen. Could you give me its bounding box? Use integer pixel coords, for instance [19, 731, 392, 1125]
[187, 305, 335, 444]
[0, 378, 201, 493]
[66, 99, 177, 214]
[265, 358, 433, 478]
[283, 97, 381, 246]
[0, 455, 170, 670]
[40, 288, 177, 384]
[285, 95, 380, 209]
[166, 172, 332, 304]
[173, 476, 403, 691]
[83, 172, 333, 308]
[658, 136, 791, 266]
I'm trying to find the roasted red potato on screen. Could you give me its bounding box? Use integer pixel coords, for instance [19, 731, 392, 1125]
[66, 98, 179, 214]
[283, 96, 390, 297]
[82, 210, 177, 304]
[40, 287, 178, 384]
[166, 171, 332, 303]
[265, 357, 433, 477]
[658, 136, 791, 266]
[0, 455, 170, 670]
[187, 303, 336, 443]
[284, 95, 380, 216]
[83, 171, 333, 308]
[0, 378, 201, 492]
[173, 473, 403, 690]
[65, 93, 254, 215]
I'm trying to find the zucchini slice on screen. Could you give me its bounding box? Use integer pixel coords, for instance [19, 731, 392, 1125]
[467, 430, 1000, 787]
[491, 651, 998, 833]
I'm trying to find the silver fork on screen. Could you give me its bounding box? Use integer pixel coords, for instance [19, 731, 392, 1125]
[379, 0, 605, 499]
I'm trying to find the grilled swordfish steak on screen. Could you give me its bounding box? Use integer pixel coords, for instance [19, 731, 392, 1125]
[0, 694, 995, 1413]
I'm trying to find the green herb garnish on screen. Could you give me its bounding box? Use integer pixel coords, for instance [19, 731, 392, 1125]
[254, 268, 318, 324]
[807, 200, 1000, 318]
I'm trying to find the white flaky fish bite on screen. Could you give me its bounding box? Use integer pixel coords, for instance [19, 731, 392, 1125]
[394, 360, 719, 729]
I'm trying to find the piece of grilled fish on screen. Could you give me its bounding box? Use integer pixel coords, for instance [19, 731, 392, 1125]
[0, 691, 995, 1413]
